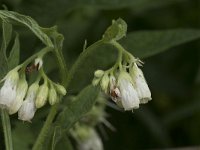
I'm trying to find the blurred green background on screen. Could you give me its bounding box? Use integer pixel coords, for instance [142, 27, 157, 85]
[0, 0, 200, 149]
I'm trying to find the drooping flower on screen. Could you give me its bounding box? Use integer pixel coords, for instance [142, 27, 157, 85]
[117, 71, 140, 110]
[18, 83, 39, 122]
[130, 63, 151, 104]
[0, 69, 19, 109]
[9, 75, 28, 114]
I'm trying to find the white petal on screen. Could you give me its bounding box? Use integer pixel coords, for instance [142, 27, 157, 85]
[18, 99, 36, 122]
[0, 79, 17, 108]
[119, 79, 139, 110]
[9, 79, 28, 114]
[18, 84, 38, 122]
[134, 68, 151, 103]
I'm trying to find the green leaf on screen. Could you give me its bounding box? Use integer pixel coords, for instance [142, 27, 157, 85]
[12, 122, 35, 150]
[41, 26, 68, 85]
[54, 135, 74, 150]
[66, 42, 117, 93]
[52, 85, 99, 148]
[0, 21, 12, 79]
[0, 10, 53, 47]
[8, 33, 20, 70]
[51, 127, 74, 150]
[102, 18, 127, 41]
[120, 29, 200, 58]
[1, 21, 12, 52]
[56, 85, 99, 130]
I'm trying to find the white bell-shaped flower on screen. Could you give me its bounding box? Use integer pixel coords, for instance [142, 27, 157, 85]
[9, 75, 28, 114]
[117, 71, 140, 110]
[130, 64, 151, 104]
[18, 83, 39, 122]
[0, 69, 19, 109]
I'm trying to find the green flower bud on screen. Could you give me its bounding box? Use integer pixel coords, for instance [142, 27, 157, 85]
[35, 82, 49, 108]
[94, 70, 104, 78]
[100, 74, 109, 93]
[48, 86, 57, 105]
[92, 78, 101, 86]
[54, 83, 66, 96]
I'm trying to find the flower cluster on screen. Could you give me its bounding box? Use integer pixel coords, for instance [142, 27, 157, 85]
[92, 42, 151, 111]
[0, 58, 66, 122]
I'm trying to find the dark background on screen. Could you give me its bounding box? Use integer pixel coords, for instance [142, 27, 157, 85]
[0, 0, 200, 149]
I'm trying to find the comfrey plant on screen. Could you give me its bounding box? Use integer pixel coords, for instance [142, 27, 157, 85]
[0, 10, 151, 150]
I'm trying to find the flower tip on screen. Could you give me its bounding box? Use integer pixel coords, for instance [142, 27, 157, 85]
[94, 70, 104, 78]
[54, 84, 67, 96]
[34, 57, 43, 70]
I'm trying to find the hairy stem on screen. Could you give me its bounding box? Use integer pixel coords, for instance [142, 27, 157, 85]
[1, 109, 13, 150]
[32, 104, 58, 150]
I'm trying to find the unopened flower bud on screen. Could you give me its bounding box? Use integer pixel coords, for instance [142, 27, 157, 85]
[35, 82, 49, 108]
[92, 78, 101, 86]
[100, 74, 109, 93]
[48, 86, 57, 105]
[34, 57, 43, 70]
[54, 83, 66, 96]
[94, 70, 104, 78]
[9, 76, 28, 114]
[18, 83, 39, 122]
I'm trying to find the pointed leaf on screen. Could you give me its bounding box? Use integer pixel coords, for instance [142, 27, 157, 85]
[0, 21, 12, 79]
[8, 33, 20, 70]
[120, 29, 200, 58]
[0, 10, 53, 47]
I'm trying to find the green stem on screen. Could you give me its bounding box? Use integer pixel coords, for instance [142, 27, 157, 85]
[1, 109, 13, 150]
[21, 47, 52, 69]
[109, 40, 124, 70]
[110, 40, 135, 60]
[32, 104, 58, 150]
[53, 49, 68, 86]
[32, 45, 67, 150]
